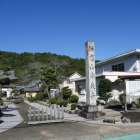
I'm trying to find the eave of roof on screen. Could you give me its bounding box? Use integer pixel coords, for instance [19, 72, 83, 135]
[65, 71, 82, 79]
[118, 75, 140, 79]
[96, 49, 140, 66]
[70, 71, 140, 82]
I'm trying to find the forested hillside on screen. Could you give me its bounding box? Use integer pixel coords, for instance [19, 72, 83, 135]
[0, 51, 86, 85]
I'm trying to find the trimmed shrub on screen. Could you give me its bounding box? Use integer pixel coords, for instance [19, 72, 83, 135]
[49, 97, 58, 104]
[0, 98, 3, 105]
[137, 98, 140, 104]
[36, 92, 48, 101]
[131, 101, 137, 108]
[27, 97, 36, 102]
[70, 95, 79, 103]
[56, 100, 69, 107]
[71, 103, 77, 110]
[0, 93, 6, 97]
[7, 97, 13, 100]
[96, 100, 101, 105]
[98, 79, 112, 104]
[136, 104, 140, 108]
[119, 93, 124, 106]
[61, 86, 72, 100]
[13, 93, 19, 96]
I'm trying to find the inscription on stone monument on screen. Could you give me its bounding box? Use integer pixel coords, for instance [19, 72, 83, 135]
[85, 41, 96, 105]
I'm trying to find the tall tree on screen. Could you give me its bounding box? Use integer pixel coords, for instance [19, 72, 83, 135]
[18, 70, 31, 86]
[18, 62, 46, 86]
[0, 66, 12, 94]
[47, 56, 68, 74]
[40, 66, 58, 98]
[98, 79, 112, 104]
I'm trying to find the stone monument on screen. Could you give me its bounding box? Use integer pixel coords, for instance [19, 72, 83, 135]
[80, 41, 105, 119]
[85, 41, 96, 105]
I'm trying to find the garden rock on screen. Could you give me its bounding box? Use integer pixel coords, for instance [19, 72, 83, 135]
[121, 116, 130, 123]
[104, 100, 120, 109]
[121, 112, 140, 122]
[103, 116, 115, 123]
[74, 110, 80, 114]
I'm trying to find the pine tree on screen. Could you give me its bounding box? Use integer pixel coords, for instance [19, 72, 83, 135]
[98, 79, 112, 104]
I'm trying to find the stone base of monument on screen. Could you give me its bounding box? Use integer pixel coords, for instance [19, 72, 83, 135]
[79, 105, 105, 119]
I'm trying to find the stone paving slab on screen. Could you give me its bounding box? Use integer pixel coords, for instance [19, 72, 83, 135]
[0, 102, 23, 133]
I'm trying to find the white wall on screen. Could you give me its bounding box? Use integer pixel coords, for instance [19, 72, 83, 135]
[59, 73, 82, 94]
[74, 80, 86, 102]
[96, 55, 138, 74]
[2, 88, 13, 98]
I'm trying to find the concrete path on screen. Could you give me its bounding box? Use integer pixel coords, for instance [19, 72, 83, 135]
[0, 102, 23, 133]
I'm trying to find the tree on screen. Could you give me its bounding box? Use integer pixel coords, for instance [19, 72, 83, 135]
[18, 70, 31, 86]
[0, 66, 12, 94]
[46, 56, 68, 75]
[61, 86, 72, 100]
[18, 62, 45, 86]
[28, 61, 45, 80]
[98, 79, 112, 104]
[40, 66, 58, 98]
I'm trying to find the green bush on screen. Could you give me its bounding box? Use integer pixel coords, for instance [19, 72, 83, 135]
[36, 92, 48, 101]
[27, 97, 36, 102]
[56, 100, 69, 107]
[119, 93, 124, 106]
[13, 93, 19, 96]
[49, 97, 58, 104]
[96, 100, 101, 105]
[70, 95, 79, 103]
[61, 86, 72, 100]
[71, 103, 77, 110]
[137, 98, 140, 104]
[0, 93, 6, 97]
[98, 79, 112, 104]
[136, 104, 140, 108]
[7, 97, 13, 100]
[131, 101, 136, 108]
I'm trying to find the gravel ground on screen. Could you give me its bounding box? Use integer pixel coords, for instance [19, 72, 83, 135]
[1, 99, 140, 135]
[0, 102, 23, 133]
[0, 99, 140, 140]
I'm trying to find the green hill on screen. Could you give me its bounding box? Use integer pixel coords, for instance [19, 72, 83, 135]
[0, 51, 86, 78]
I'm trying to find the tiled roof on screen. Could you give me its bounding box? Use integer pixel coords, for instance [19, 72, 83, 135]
[26, 80, 41, 88]
[0, 70, 18, 80]
[65, 72, 76, 78]
[24, 87, 44, 92]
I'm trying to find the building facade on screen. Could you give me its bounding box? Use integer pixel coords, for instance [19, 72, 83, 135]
[71, 49, 140, 103]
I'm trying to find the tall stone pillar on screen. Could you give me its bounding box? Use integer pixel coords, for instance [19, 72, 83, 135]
[79, 41, 105, 119]
[85, 41, 96, 105]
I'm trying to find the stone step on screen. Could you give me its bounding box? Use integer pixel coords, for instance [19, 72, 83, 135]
[95, 115, 122, 123]
[94, 109, 122, 121]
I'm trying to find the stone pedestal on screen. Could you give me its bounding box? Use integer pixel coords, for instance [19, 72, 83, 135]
[79, 105, 105, 119]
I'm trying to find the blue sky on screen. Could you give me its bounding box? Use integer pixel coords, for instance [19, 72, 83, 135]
[0, 0, 140, 60]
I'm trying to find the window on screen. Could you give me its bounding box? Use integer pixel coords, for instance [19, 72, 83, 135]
[78, 85, 82, 95]
[112, 63, 124, 71]
[67, 79, 72, 84]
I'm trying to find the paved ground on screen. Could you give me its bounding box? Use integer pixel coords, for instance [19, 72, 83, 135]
[0, 97, 140, 140]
